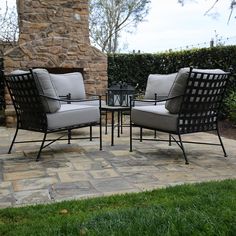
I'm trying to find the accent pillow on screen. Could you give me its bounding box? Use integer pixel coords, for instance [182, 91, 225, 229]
[144, 73, 177, 99]
[50, 72, 86, 100]
[165, 68, 225, 114]
[32, 68, 61, 113]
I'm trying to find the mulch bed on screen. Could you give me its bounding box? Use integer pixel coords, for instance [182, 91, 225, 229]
[216, 120, 236, 140]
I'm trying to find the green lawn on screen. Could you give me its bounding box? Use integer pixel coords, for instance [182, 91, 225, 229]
[0, 179, 235, 236]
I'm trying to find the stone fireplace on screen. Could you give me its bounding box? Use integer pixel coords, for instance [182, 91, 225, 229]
[4, 0, 107, 127]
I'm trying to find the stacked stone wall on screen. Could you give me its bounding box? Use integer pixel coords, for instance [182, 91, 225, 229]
[4, 0, 107, 127]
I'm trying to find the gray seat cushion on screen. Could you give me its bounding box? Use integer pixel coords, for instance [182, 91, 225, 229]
[46, 104, 100, 130]
[131, 105, 178, 132]
[144, 73, 177, 99]
[50, 72, 86, 100]
[32, 68, 61, 113]
[165, 68, 225, 114]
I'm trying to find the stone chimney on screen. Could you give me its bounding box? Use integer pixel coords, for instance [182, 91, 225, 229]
[4, 0, 107, 127]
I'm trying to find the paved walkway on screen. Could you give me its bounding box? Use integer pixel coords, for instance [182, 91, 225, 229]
[0, 125, 236, 208]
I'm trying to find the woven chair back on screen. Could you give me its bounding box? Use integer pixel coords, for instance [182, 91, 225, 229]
[178, 70, 230, 134]
[4, 72, 47, 131]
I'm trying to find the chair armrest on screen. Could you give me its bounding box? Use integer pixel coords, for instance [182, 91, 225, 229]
[132, 94, 184, 103]
[132, 98, 157, 103]
[133, 92, 170, 102]
[40, 94, 101, 103]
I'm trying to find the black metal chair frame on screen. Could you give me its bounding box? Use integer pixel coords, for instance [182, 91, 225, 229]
[130, 68, 231, 164]
[3, 70, 102, 161]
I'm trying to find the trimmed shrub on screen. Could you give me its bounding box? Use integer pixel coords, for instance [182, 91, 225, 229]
[108, 45, 236, 118]
[108, 45, 236, 90]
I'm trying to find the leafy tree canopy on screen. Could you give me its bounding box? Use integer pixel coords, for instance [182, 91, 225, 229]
[89, 0, 151, 53]
[178, 0, 236, 24]
[0, 0, 18, 44]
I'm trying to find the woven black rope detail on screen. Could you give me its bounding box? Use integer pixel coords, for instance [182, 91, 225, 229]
[178, 71, 229, 134]
[4, 72, 47, 131]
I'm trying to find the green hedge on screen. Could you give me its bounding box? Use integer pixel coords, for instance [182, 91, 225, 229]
[108, 45, 236, 120]
[108, 45, 236, 90]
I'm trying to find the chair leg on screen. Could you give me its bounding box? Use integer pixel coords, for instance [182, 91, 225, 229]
[216, 128, 227, 157]
[111, 110, 115, 146]
[8, 126, 19, 154]
[169, 134, 172, 146]
[121, 111, 123, 134]
[140, 127, 143, 142]
[100, 107, 102, 151]
[117, 111, 120, 137]
[100, 123, 102, 151]
[67, 129, 71, 144]
[90, 126, 92, 141]
[105, 110, 108, 134]
[178, 134, 189, 165]
[36, 132, 47, 162]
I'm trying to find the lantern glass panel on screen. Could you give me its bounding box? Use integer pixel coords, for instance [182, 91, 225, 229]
[107, 82, 135, 107]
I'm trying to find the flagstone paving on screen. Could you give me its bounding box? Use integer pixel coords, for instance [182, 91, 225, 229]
[0, 126, 236, 208]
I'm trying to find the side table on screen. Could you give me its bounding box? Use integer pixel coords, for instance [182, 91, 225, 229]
[101, 105, 130, 146]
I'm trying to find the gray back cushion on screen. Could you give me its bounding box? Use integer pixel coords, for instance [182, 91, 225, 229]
[144, 73, 177, 99]
[32, 68, 61, 113]
[50, 72, 86, 100]
[165, 68, 225, 114]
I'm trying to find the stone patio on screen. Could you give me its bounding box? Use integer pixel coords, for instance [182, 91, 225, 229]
[0, 125, 235, 208]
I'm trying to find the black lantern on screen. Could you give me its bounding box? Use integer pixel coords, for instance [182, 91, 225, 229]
[107, 81, 135, 107]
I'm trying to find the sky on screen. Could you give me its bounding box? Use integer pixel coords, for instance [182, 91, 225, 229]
[1, 0, 236, 53]
[120, 0, 236, 53]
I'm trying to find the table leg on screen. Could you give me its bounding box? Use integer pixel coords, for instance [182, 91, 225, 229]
[105, 110, 108, 134]
[121, 111, 123, 134]
[90, 126, 92, 141]
[117, 111, 120, 137]
[111, 110, 114, 146]
[140, 127, 143, 142]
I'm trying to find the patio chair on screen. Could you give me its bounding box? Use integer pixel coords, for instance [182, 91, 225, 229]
[48, 69, 106, 141]
[3, 68, 102, 161]
[130, 67, 231, 164]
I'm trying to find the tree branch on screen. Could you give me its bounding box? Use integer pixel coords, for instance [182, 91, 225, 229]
[204, 0, 219, 16]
